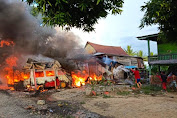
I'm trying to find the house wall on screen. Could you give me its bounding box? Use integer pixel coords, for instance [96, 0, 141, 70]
[85, 44, 96, 54]
[114, 56, 131, 66]
[114, 56, 144, 68]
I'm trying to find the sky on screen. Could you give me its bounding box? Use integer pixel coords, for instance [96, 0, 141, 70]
[71, 0, 159, 56]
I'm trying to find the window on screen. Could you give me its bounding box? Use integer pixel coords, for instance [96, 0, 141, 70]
[35, 71, 44, 77]
[46, 71, 55, 77]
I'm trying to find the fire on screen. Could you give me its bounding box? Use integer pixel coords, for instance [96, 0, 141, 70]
[90, 74, 102, 81]
[0, 40, 14, 47]
[5, 56, 18, 67]
[71, 70, 88, 87]
[46, 71, 55, 76]
[71, 70, 102, 87]
[4, 56, 30, 85]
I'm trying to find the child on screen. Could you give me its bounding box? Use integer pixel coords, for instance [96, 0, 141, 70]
[131, 68, 142, 88]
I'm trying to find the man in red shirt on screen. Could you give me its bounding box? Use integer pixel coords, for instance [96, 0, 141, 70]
[131, 68, 142, 88]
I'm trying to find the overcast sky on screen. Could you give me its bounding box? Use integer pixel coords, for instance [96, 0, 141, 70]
[71, 0, 159, 56]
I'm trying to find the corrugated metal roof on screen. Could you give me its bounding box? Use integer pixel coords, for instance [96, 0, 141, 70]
[86, 42, 129, 56]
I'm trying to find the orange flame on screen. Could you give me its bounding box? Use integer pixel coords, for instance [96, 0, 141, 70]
[4, 56, 29, 85]
[71, 70, 102, 87]
[90, 74, 102, 81]
[71, 70, 88, 87]
[0, 40, 14, 47]
[46, 71, 55, 76]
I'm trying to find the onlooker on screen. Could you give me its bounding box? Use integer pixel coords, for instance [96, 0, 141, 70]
[108, 61, 114, 80]
[169, 73, 177, 90]
[131, 68, 142, 88]
[160, 71, 167, 91]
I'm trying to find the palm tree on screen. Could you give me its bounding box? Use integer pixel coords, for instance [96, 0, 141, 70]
[137, 50, 143, 57]
[144, 52, 155, 61]
[137, 50, 148, 61]
[124, 45, 136, 56]
[150, 52, 154, 56]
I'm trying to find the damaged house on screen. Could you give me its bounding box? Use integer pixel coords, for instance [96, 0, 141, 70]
[85, 42, 144, 68]
[70, 42, 144, 86]
[23, 58, 70, 88]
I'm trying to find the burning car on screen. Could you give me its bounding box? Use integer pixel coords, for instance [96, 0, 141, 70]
[23, 58, 70, 89]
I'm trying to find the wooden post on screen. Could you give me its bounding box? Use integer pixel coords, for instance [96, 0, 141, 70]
[55, 69, 57, 89]
[158, 65, 160, 74]
[147, 39, 152, 78]
[33, 69, 37, 89]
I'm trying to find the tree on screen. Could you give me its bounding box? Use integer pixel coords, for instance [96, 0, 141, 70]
[124, 45, 136, 56]
[136, 50, 149, 61]
[140, 0, 177, 42]
[136, 50, 143, 57]
[25, 0, 124, 32]
[150, 52, 154, 56]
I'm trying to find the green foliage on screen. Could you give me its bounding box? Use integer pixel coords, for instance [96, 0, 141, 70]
[24, 0, 124, 32]
[103, 94, 111, 98]
[136, 50, 143, 57]
[158, 43, 177, 54]
[136, 50, 149, 61]
[140, 0, 177, 42]
[141, 85, 162, 95]
[151, 65, 158, 74]
[151, 65, 169, 75]
[150, 52, 154, 56]
[30, 6, 39, 17]
[124, 45, 136, 56]
[80, 101, 86, 104]
[90, 80, 97, 90]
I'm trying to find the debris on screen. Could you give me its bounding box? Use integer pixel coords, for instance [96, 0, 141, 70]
[92, 90, 96, 96]
[37, 100, 45, 105]
[49, 108, 54, 113]
[58, 104, 63, 107]
[151, 93, 156, 96]
[132, 87, 136, 90]
[104, 91, 109, 95]
[25, 105, 35, 110]
[85, 88, 92, 96]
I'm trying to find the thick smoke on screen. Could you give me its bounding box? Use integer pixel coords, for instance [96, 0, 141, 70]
[0, 0, 82, 72]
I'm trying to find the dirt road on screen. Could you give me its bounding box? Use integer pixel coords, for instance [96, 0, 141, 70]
[1, 86, 177, 118]
[52, 88, 177, 118]
[0, 90, 45, 118]
[83, 95, 177, 118]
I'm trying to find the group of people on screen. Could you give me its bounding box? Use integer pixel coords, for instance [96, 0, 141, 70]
[156, 71, 177, 92]
[131, 69, 177, 91]
[108, 61, 177, 91]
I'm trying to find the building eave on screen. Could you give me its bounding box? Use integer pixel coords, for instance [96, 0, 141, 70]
[137, 33, 159, 41]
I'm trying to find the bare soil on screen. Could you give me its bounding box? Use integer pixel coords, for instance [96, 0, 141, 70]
[1, 86, 177, 118]
[52, 86, 177, 118]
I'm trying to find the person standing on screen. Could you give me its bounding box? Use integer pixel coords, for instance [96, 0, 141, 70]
[131, 68, 142, 88]
[108, 61, 114, 80]
[160, 71, 167, 91]
[169, 73, 177, 90]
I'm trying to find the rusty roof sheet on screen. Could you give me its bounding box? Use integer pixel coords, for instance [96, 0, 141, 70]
[86, 42, 129, 56]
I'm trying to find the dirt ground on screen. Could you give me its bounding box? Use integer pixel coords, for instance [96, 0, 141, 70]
[1, 85, 177, 118]
[52, 86, 177, 118]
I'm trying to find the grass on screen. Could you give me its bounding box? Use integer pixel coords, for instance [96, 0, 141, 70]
[103, 94, 111, 98]
[80, 101, 86, 104]
[139, 85, 162, 95]
[117, 91, 130, 96]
